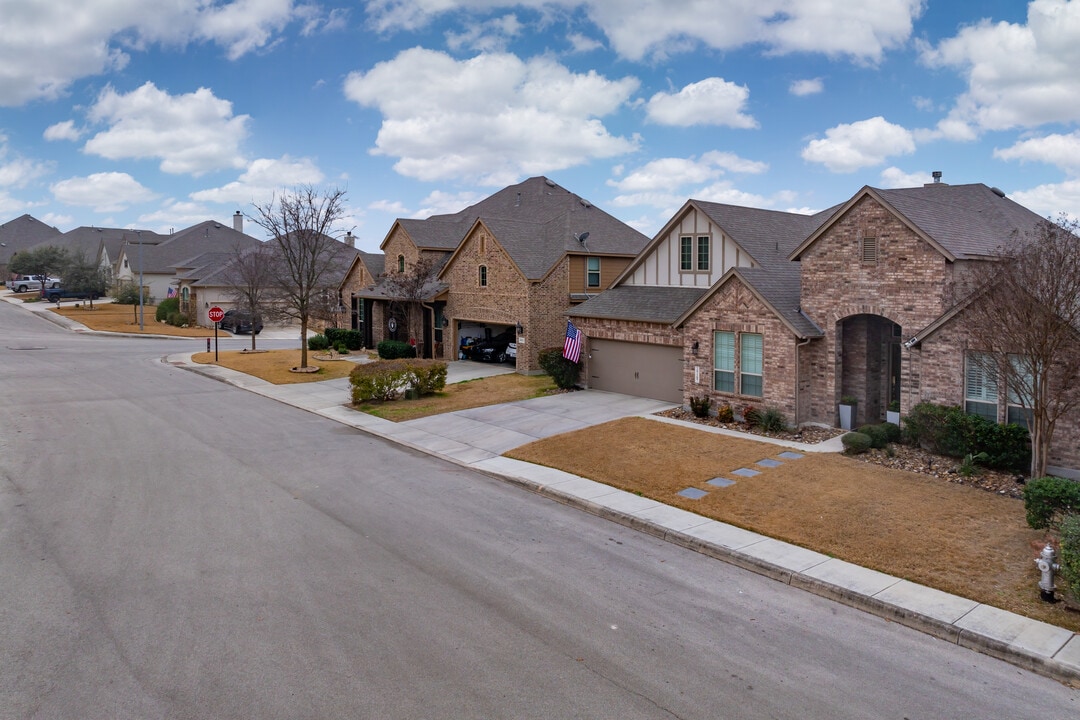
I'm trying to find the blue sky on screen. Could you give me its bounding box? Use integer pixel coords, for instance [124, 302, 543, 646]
[2, 0, 1078, 252]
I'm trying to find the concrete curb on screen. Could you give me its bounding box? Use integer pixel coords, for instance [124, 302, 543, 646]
[159, 351, 1080, 686]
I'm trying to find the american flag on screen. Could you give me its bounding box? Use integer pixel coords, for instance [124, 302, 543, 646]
[562, 320, 583, 363]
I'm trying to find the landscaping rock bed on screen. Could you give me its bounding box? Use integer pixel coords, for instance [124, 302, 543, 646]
[657, 407, 1027, 499]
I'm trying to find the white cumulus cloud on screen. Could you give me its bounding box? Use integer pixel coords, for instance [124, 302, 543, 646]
[608, 151, 767, 194]
[51, 172, 158, 212]
[343, 47, 639, 185]
[801, 116, 916, 173]
[43, 120, 84, 142]
[190, 156, 325, 205]
[994, 131, 1080, 175]
[83, 82, 249, 176]
[790, 78, 824, 96]
[366, 0, 923, 63]
[879, 167, 933, 188]
[645, 78, 757, 128]
[920, 0, 1080, 135]
[0, 0, 303, 107]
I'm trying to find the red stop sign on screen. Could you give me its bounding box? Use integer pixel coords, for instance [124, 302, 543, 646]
[208, 306, 225, 323]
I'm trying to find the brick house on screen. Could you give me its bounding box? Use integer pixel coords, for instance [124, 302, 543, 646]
[570, 180, 1080, 475]
[357, 176, 649, 372]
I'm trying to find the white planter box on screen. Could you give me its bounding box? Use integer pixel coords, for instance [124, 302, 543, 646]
[839, 404, 856, 430]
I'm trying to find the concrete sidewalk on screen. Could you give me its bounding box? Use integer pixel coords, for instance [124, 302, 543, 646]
[163, 350, 1080, 684]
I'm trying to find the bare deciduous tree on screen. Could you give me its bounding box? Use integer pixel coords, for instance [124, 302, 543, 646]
[379, 255, 439, 357]
[249, 186, 348, 369]
[962, 215, 1080, 478]
[223, 243, 279, 351]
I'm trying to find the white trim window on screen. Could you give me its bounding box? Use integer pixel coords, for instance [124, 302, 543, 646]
[586, 256, 600, 288]
[714, 331, 735, 392]
[740, 333, 763, 397]
[964, 351, 998, 422]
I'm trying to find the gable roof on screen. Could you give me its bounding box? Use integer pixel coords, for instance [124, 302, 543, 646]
[390, 176, 648, 282]
[789, 183, 1046, 262]
[675, 265, 824, 339]
[130, 220, 261, 274]
[0, 214, 63, 265]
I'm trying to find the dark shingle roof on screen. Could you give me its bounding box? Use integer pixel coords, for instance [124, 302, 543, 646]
[137, 221, 260, 273]
[692, 201, 838, 266]
[401, 177, 648, 279]
[0, 214, 62, 264]
[730, 266, 823, 338]
[570, 286, 707, 324]
[874, 183, 1045, 258]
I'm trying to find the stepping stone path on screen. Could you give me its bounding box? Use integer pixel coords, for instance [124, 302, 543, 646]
[677, 450, 806, 500]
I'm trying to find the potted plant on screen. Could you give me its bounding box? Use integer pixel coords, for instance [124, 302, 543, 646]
[886, 400, 901, 426]
[838, 395, 858, 430]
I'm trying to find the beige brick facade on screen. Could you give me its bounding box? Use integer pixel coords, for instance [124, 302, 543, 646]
[797, 195, 955, 424]
[681, 279, 801, 421]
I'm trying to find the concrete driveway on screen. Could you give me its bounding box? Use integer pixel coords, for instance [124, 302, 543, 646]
[401, 389, 675, 455]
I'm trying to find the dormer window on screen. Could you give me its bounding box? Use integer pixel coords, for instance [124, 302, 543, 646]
[478, 264, 488, 287]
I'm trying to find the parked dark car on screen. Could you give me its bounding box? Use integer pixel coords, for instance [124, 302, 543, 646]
[45, 286, 100, 302]
[463, 328, 515, 363]
[220, 309, 263, 334]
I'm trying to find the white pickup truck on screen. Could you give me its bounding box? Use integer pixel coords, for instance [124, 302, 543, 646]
[7, 275, 61, 293]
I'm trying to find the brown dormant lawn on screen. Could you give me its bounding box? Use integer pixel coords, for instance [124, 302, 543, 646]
[192, 349, 356, 384]
[50, 302, 227, 337]
[507, 416, 1079, 632]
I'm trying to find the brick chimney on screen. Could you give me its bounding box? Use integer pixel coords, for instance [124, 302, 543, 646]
[233, 210, 243, 233]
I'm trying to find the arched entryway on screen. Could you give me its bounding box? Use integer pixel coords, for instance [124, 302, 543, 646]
[838, 314, 902, 423]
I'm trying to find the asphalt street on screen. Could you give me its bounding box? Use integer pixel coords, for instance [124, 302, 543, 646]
[1, 302, 1077, 719]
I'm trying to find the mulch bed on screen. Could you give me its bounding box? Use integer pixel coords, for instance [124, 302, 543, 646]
[657, 408, 1027, 499]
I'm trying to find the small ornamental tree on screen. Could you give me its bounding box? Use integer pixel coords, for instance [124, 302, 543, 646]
[960, 216, 1080, 478]
[9, 245, 68, 295]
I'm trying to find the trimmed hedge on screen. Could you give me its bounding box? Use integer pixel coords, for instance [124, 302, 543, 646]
[902, 401, 1030, 472]
[349, 359, 447, 403]
[1023, 476, 1080, 530]
[378, 339, 416, 359]
[1060, 514, 1080, 602]
[841, 432, 872, 454]
[325, 327, 364, 351]
[538, 347, 581, 389]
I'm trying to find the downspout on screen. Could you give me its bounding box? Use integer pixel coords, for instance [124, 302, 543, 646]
[795, 336, 811, 426]
[421, 300, 435, 360]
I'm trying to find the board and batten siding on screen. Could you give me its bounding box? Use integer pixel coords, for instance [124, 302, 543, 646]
[623, 208, 754, 287]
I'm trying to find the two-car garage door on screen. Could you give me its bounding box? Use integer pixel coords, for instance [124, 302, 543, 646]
[587, 339, 683, 403]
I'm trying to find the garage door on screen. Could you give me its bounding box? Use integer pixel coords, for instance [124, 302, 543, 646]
[587, 339, 683, 403]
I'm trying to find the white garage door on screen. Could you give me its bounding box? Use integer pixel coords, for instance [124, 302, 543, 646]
[587, 339, 683, 403]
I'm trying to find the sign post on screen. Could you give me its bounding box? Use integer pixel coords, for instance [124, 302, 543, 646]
[208, 306, 225, 361]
